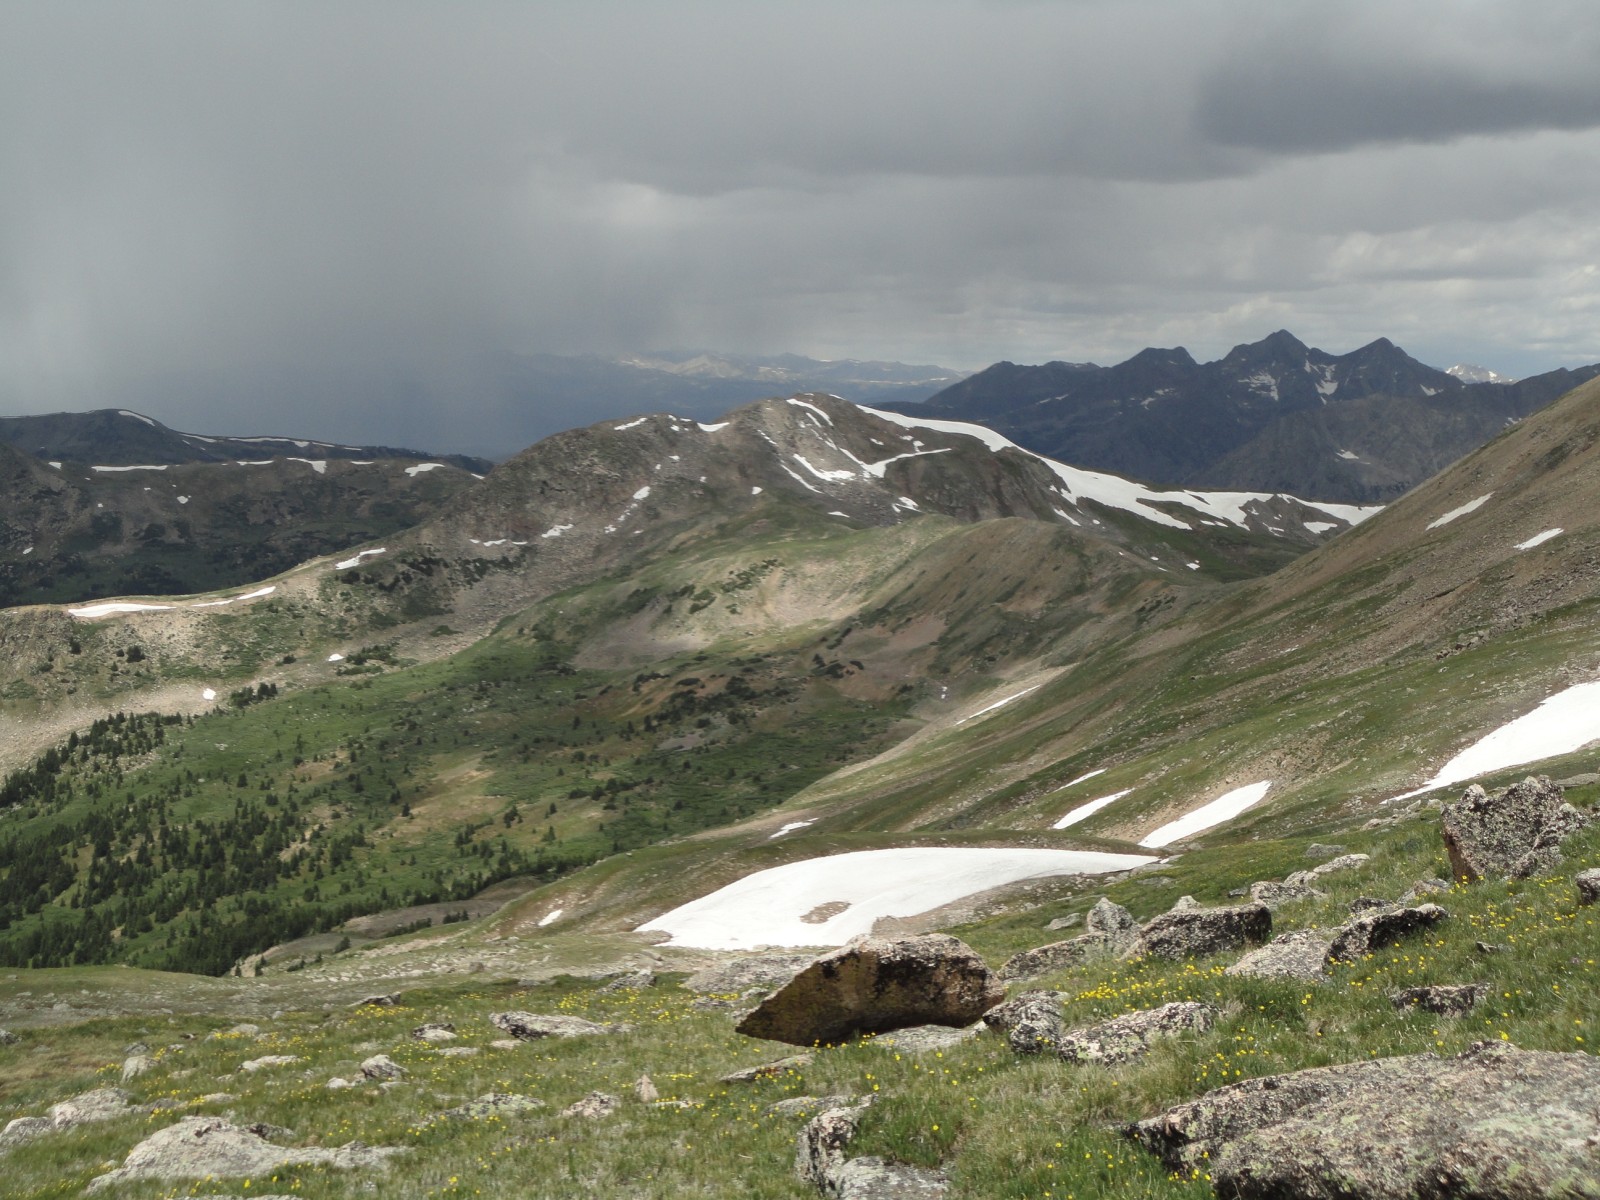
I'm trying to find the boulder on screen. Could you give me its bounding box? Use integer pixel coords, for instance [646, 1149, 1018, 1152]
[1389, 983, 1489, 1018]
[1305, 843, 1346, 858]
[121, 1054, 156, 1082]
[1326, 904, 1449, 964]
[1441, 775, 1588, 881]
[682, 953, 814, 996]
[1045, 913, 1082, 932]
[1249, 880, 1323, 909]
[1225, 930, 1331, 982]
[443, 1093, 545, 1120]
[0, 1029, 17, 1045]
[1057, 1002, 1218, 1066]
[599, 970, 656, 994]
[1127, 1041, 1600, 1199]
[768, 1094, 860, 1118]
[560, 1091, 619, 1120]
[86, 1116, 403, 1192]
[237, 1055, 300, 1073]
[795, 1099, 947, 1197]
[1085, 897, 1138, 947]
[1398, 877, 1451, 904]
[983, 991, 1065, 1056]
[1284, 853, 1370, 887]
[1124, 903, 1271, 961]
[488, 1012, 626, 1041]
[411, 1023, 457, 1043]
[996, 932, 1108, 982]
[796, 1102, 870, 1187]
[1576, 868, 1600, 906]
[634, 1074, 659, 1103]
[735, 934, 1004, 1047]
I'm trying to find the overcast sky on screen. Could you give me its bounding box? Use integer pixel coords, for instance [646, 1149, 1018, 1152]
[4, 1, 1600, 454]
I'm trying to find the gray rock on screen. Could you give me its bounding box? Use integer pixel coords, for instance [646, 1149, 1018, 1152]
[868, 1023, 982, 1055]
[0, 1029, 17, 1045]
[47, 1088, 138, 1129]
[1168, 894, 1202, 912]
[1398, 877, 1451, 904]
[1045, 913, 1082, 932]
[237, 1055, 300, 1073]
[1125, 903, 1271, 961]
[1349, 896, 1392, 915]
[1390, 983, 1489, 1017]
[767, 1094, 859, 1118]
[0, 1116, 53, 1151]
[1057, 1001, 1217, 1066]
[1249, 880, 1324, 909]
[121, 1054, 156, 1082]
[600, 970, 656, 994]
[720, 1053, 813, 1083]
[86, 1116, 403, 1192]
[735, 934, 1004, 1048]
[1327, 904, 1450, 964]
[634, 1074, 659, 1103]
[1284, 853, 1370, 887]
[351, 994, 401, 1008]
[996, 932, 1108, 982]
[1305, 843, 1346, 859]
[682, 953, 814, 996]
[829, 1156, 950, 1198]
[489, 1011, 627, 1040]
[1225, 930, 1331, 982]
[411, 1022, 456, 1042]
[359, 1054, 406, 1081]
[443, 1093, 546, 1120]
[1127, 1041, 1600, 1199]
[1085, 897, 1138, 945]
[984, 991, 1065, 1056]
[1441, 775, 1588, 881]
[560, 1091, 620, 1120]
[433, 1046, 479, 1058]
[1576, 868, 1600, 906]
[796, 1103, 870, 1188]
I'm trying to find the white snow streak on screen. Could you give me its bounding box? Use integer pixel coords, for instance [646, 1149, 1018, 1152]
[404, 462, 444, 476]
[1139, 781, 1272, 848]
[67, 602, 175, 618]
[613, 417, 649, 431]
[1052, 789, 1132, 830]
[1515, 528, 1563, 550]
[956, 686, 1039, 725]
[1056, 768, 1106, 790]
[769, 820, 816, 840]
[190, 586, 276, 608]
[92, 464, 168, 472]
[1427, 493, 1493, 530]
[334, 548, 386, 570]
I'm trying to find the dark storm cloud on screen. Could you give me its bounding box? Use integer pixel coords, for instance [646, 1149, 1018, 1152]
[1, 2, 1598, 455]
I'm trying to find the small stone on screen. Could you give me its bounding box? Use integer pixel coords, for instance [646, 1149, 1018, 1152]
[237, 1055, 300, 1073]
[720, 1053, 812, 1083]
[124, 1042, 150, 1055]
[1284, 853, 1370, 887]
[351, 994, 401, 1008]
[1045, 913, 1082, 932]
[1389, 983, 1489, 1017]
[121, 1054, 156, 1082]
[600, 971, 656, 994]
[411, 1023, 457, 1043]
[766, 1094, 858, 1118]
[795, 1102, 871, 1187]
[488, 1039, 521, 1051]
[433, 1047, 479, 1058]
[326, 1077, 356, 1090]
[1305, 843, 1346, 859]
[560, 1091, 619, 1120]
[1057, 1001, 1218, 1066]
[634, 1074, 659, 1103]
[1348, 896, 1391, 915]
[0, 1029, 17, 1045]
[359, 1055, 406, 1081]
[1398, 877, 1452, 904]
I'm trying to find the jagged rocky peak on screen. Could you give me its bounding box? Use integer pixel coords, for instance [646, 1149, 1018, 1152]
[1447, 362, 1517, 384]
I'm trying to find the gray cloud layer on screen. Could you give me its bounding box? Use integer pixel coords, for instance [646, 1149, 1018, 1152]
[3, 1, 1599, 454]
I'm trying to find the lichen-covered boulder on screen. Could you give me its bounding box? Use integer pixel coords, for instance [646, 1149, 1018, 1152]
[1127, 1041, 1600, 1199]
[1248, 880, 1323, 909]
[997, 932, 1108, 981]
[1085, 898, 1138, 947]
[982, 990, 1066, 1055]
[1057, 1001, 1217, 1066]
[1124, 903, 1271, 961]
[1441, 775, 1588, 882]
[1326, 904, 1449, 964]
[736, 934, 1004, 1047]
[1225, 929, 1331, 982]
[1577, 868, 1600, 906]
[489, 1012, 626, 1040]
[1389, 983, 1488, 1018]
[1284, 853, 1370, 887]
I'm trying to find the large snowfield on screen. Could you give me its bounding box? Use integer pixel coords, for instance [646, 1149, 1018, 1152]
[637, 846, 1155, 950]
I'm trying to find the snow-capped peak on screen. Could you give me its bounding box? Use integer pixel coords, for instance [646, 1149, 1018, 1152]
[1446, 363, 1516, 385]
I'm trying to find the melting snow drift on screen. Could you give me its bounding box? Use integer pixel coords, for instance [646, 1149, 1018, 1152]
[1427, 493, 1493, 530]
[1393, 680, 1600, 801]
[637, 846, 1155, 950]
[1139, 781, 1272, 848]
[1053, 789, 1132, 830]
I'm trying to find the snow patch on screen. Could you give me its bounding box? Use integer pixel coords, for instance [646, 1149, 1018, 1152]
[785, 397, 834, 425]
[118, 410, 158, 426]
[1515, 528, 1562, 550]
[956, 685, 1039, 726]
[793, 454, 857, 483]
[404, 462, 444, 476]
[637, 846, 1156, 950]
[176, 496, 189, 505]
[1303, 522, 1336, 535]
[288, 458, 327, 474]
[92, 464, 168, 472]
[769, 820, 816, 840]
[1336, 449, 1360, 461]
[1053, 789, 1132, 830]
[1057, 768, 1106, 790]
[613, 417, 650, 431]
[541, 523, 573, 539]
[334, 548, 387, 570]
[190, 586, 276, 609]
[1427, 493, 1493, 530]
[860, 447, 953, 478]
[201, 688, 216, 701]
[697, 422, 729, 433]
[327, 653, 345, 662]
[750, 486, 762, 495]
[1139, 781, 1272, 848]
[47, 461, 61, 469]
[67, 602, 175, 618]
[632, 485, 651, 500]
[1393, 680, 1600, 801]
[538, 908, 563, 927]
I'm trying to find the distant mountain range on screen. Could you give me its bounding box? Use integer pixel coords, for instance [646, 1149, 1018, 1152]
[888, 331, 1599, 502]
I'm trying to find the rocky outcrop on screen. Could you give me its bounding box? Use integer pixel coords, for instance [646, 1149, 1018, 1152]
[442, 1093, 545, 1120]
[86, 1117, 403, 1192]
[1057, 1002, 1217, 1066]
[560, 1091, 620, 1120]
[1, 1088, 142, 1153]
[683, 953, 814, 995]
[1085, 898, 1138, 948]
[1225, 930, 1331, 982]
[1124, 903, 1271, 961]
[997, 933, 1108, 981]
[795, 1100, 947, 1198]
[736, 934, 1004, 1047]
[982, 991, 1065, 1055]
[796, 1103, 872, 1187]
[1326, 904, 1449, 964]
[489, 1012, 627, 1040]
[1441, 775, 1589, 881]
[1389, 983, 1488, 1017]
[1127, 1041, 1600, 1199]
[1284, 853, 1370, 887]
[868, 1024, 983, 1055]
[359, 1054, 406, 1080]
